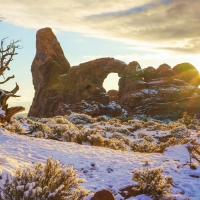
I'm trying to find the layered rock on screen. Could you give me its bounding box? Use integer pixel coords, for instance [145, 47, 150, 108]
[29, 28, 200, 120]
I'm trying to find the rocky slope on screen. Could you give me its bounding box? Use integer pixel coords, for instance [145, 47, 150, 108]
[28, 28, 200, 120]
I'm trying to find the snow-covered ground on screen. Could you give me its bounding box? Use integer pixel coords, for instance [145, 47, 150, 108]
[0, 116, 200, 200]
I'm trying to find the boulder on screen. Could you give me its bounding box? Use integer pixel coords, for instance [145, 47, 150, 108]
[92, 190, 115, 200]
[156, 63, 174, 78]
[172, 63, 200, 87]
[143, 66, 157, 81]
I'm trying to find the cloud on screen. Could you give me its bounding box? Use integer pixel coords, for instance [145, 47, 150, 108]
[0, 0, 199, 53]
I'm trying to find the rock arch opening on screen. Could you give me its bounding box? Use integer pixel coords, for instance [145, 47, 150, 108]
[103, 73, 120, 102]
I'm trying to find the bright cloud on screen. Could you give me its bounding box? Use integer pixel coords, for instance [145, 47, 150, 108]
[0, 0, 200, 54]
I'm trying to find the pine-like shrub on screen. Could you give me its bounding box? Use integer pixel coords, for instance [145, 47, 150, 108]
[0, 157, 89, 200]
[132, 167, 173, 200]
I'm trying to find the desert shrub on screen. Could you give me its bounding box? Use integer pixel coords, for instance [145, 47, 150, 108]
[87, 134, 104, 147]
[62, 128, 80, 142]
[187, 124, 197, 130]
[34, 131, 45, 138]
[0, 157, 89, 200]
[47, 124, 70, 138]
[29, 122, 51, 134]
[68, 113, 95, 124]
[132, 122, 142, 131]
[132, 167, 173, 200]
[112, 115, 131, 123]
[178, 112, 198, 127]
[131, 140, 159, 153]
[137, 132, 148, 138]
[54, 116, 69, 124]
[96, 116, 108, 122]
[187, 142, 200, 167]
[109, 132, 131, 145]
[104, 138, 127, 151]
[144, 135, 154, 142]
[74, 128, 101, 144]
[4, 119, 24, 134]
[169, 125, 190, 138]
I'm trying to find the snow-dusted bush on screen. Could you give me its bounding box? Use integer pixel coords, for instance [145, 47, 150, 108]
[4, 119, 24, 134]
[178, 112, 198, 127]
[144, 135, 154, 142]
[169, 125, 190, 138]
[137, 132, 148, 138]
[29, 122, 51, 134]
[132, 167, 173, 200]
[131, 122, 142, 131]
[0, 157, 89, 200]
[54, 116, 69, 124]
[96, 116, 108, 122]
[104, 138, 126, 151]
[188, 124, 197, 130]
[109, 132, 131, 145]
[34, 131, 45, 138]
[131, 140, 159, 153]
[87, 134, 104, 147]
[68, 113, 95, 124]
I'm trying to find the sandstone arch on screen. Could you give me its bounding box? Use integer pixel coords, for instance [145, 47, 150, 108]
[28, 28, 200, 120]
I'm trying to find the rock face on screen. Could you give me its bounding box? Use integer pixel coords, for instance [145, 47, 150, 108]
[29, 28, 200, 120]
[29, 28, 71, 117]
[107, 90, 119, 102]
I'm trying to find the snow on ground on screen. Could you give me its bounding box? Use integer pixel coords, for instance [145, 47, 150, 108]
[0, 128, 200, 199]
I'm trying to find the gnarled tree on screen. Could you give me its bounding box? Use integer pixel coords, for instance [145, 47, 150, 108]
[0, 17, 25, 122]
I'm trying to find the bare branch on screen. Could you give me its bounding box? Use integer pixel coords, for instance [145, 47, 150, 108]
[11, 82, 19, 94]
[1, 106, 25, 122]
[0, 38, 22, 75]
[0, 75, 15, 84]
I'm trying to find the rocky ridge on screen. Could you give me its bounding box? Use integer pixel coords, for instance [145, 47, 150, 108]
[28, 28, 200, 120]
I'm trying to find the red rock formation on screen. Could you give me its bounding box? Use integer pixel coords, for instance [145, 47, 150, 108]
[29, 28, 200, 120]
[28, 28, 71, 117]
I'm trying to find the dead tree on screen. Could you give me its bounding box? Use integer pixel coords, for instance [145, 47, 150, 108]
[0, 20, 25, 122]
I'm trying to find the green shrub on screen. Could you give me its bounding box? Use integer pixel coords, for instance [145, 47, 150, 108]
[0, 157, 89, 200]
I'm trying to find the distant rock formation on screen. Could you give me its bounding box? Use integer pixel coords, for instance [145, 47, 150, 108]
[28, 28, 200, 120]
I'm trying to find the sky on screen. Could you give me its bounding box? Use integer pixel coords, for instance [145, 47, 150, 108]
[0, 0, 200, 114]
